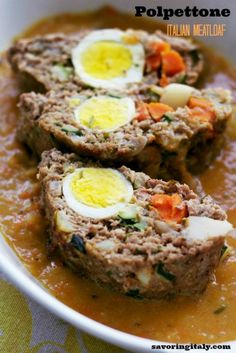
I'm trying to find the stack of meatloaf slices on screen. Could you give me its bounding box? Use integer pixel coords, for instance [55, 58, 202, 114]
[8, 28, 233, 298]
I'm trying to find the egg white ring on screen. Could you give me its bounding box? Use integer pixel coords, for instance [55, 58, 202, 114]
[62, 168, 134, 219]
[74, 95, 136, 132]
[71, 29, 145, 90]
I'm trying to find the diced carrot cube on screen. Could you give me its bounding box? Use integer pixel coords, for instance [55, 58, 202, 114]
[147, 41, 170, 70]
[188, 97, 215, 123]
[146, 54, 161, 70]
[136, 102, 151, 121]
[159, 73, 169, 87]
[147, 102, 174, 122]
[150, 41, 171, 54]
[190, 107, 215, 124]
[188, 97, 212, 110]
[162, 50, 186, 76]
[150, 193, 187, 223]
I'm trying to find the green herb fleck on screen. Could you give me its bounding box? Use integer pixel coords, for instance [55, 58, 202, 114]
[156, 262, 176, 281]
[213, 304, 227, 315]
[107, 94, 122, 99]
[133, 220, 148, 231]
[52, 64, 73, 81]
[134, 248, 145, 255]
[177, 73, 187, 84]
[119, 217, 147, 232]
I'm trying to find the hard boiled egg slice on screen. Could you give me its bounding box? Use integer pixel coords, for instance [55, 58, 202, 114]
[63, 168, 133, 219]
[74, 95, 135, 132]
[71, 29, 145, 90]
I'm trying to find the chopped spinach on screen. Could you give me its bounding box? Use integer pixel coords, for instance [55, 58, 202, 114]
[119, 217, 137, 226]
[162, 150, 178, 159]
[156, 262, 176, 281]
[52, 64, 73, 81]
[125, 289, 143, 300]
[147, 90, 160, 102]
[119, 217, 147, 232]
[61, 126, 83, 136]
[70, 235, 86, 254]
[177, 73, 187, 84]
[118, 205, 147, 231]
[220, 245, 228, 258]
[190, 50, 200, 65]
[162, 113, 173, 123]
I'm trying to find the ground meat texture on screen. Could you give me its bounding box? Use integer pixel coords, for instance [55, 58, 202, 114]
[38, 149, 227, 299]
[8, 29, 203, 93]
[18, 87, 232, 179]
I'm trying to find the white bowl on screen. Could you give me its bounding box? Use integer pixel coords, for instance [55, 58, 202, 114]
[0, 1, 235, 352]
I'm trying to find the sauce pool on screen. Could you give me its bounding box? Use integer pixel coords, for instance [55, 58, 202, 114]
[1, 6, 236, 343]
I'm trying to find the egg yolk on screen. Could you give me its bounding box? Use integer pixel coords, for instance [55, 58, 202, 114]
[81, 41, 133, 79]
[70, 168, 129, 208]
[77, 97, 131, 131]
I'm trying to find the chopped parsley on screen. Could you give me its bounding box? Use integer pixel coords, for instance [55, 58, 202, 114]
[213, 304, 227, 315]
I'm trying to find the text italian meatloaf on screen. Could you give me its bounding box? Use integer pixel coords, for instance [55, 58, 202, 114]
[8, 28, 203, 93]
[38, 149, 232, 299]
[18, 85, 232, 174]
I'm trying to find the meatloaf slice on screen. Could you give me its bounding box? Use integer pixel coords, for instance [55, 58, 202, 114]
[38, 149, 232, 299]
[8, 29, 203, 93]
[17, 89, 148, 161]
[18, 86, 232, 178]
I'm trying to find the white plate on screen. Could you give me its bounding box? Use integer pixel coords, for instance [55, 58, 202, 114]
[0, 1, 235, 352]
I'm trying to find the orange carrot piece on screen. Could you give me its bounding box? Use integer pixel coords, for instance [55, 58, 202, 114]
[188, 97, 215, 123]
[147, 102, 174, 122]
[162, 50, 186, 76]
[190, 107, 215, 124]
[188, 97, 212, 110]
[136, 102, 151, 122]
[146, 54, 161, 70]
[147, 41, 170, 70]
[150, 193, 187, 223]
[159, 73, 169, 87]
[150, 41, 171, 54]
